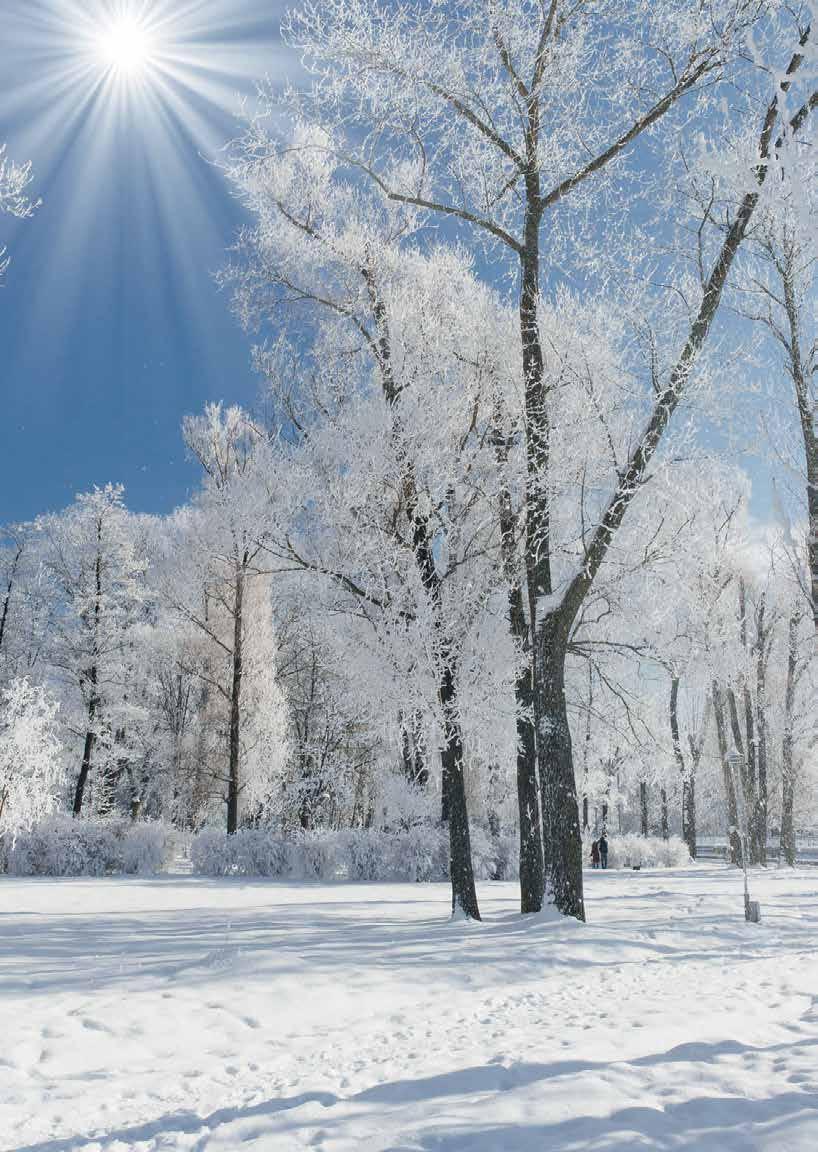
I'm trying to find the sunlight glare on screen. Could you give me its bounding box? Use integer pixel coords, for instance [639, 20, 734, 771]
[96, 14, 154, 75]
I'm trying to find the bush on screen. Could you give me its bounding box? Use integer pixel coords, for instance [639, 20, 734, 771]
[189, 825, 507, 883]
[4, 815, 176, 877]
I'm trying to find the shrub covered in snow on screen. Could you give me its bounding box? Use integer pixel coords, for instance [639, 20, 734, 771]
[0, 678, 63, 841]
[190, 825, 502, 882]
[584, 833, 691, 870]
[3, 815, 176, 876]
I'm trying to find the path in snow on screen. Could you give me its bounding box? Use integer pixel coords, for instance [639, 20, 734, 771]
[1, 867, 817, 1150]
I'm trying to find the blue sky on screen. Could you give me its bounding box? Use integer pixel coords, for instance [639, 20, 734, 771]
[0, 0, 290, 523]
[0, 0, 788, 531]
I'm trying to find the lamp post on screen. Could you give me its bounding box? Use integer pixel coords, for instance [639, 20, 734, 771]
[728, 748, 760, 923]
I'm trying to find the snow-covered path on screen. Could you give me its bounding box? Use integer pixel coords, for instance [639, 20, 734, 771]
[2, 867, 817, 1151]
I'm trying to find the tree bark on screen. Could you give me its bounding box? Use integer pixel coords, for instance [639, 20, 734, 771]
[74, 699, 96, 817]
[670, 675, 695, 856]
[712, 681, 742, 866]
[640, 782, 649, 837]
[227, 563, 245, 835]
[439, 652, 481, 920]
[74, 544, 102, 817]
[537, 617, 584, 920]
[492, 413, 544, 912]
[781, 263, 818, 630]
[780, 611, 799, 866]
[754, 597, 769, 864]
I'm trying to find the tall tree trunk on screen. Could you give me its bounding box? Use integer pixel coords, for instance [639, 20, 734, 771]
[74, 694, 97, 817]
[754, 597, 769, 864]
[640, 782, 649, 837]
[712, 682, 742, 866]
[227, 563, 245, 835]
[660, 789, 669, 840]
[780, 611, 799, 866]
[75, 545, 102, 817]
[670, 675, 696, 857]
[376, 270, 477, 910]
[537, 618, 584, 921]
[493, 412, 544, 912]
[727, 686, 759, 865]
[781, 264, 818, 630]
[439, 653, 480, 920]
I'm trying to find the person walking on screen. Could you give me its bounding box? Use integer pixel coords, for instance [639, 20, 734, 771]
[598, 833, 609, 870]
[590, 840, 600, 869]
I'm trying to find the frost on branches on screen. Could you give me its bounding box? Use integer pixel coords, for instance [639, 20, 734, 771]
[0, 678, 63, 844]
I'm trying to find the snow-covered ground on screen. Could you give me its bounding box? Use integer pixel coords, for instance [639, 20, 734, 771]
[2, 867, 817, 1151]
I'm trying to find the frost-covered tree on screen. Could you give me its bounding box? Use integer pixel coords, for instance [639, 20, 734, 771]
[40, 486, 148, 815]
[243, 0, 818, 918]
[0, 678, 62, 841]
[160, 405, 289, 833]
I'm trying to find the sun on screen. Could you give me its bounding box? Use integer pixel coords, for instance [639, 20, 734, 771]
[96, 14, 155, 75]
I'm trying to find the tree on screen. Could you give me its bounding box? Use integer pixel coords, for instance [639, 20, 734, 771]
[744, 204, 818, 629]
[274, 0, 816, 917]
[162, 405, 289, 833]
[224, 157, 515, 916]
[40, 487, 148, 815]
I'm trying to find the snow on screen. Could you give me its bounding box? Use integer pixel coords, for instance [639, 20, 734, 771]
[2, 867, 818, 1151]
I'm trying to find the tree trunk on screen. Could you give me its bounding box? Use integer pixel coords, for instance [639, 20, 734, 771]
[780, 611, 799, 866]
[492, 412, 543, 912]
[781, 265, 818, 630]
[227, 563, 245, 835]
[670, 675, 696, 857]
[712, 682, 742, 866]
[400, 711, 428, 787]
[537, 618, 585, 921]
[727, 685, 759, 864]
[660, 788, 669, 840]
[640, 782, 649, 837]
[74, 701, 96, 817]
[754, 598, 769, 864]
[439, 654, 480, 920]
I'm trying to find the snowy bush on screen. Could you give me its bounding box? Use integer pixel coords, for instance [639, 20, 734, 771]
[190, 825, 508, 883]
[4, 815, 175, 876]
[190, 828, 292, 878]
[584, 833, 691, 870]
[0, 678, 63, 842]
[119, 821, 176, 875]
